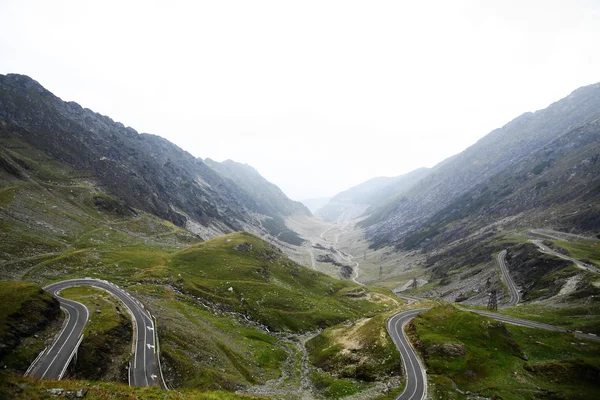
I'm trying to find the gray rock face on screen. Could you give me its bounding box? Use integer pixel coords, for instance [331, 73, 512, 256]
[319, 168, 430, 222]
[205, 158, 310, 218]
[361, 82, 600, 247]
[0, 74, 305, 241]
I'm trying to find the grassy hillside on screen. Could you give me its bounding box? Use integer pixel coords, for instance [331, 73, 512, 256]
[0, 281, 60, 363]
[60, 286, 132, 382]
[0, 136, 402, 394]
[550, 239, 600, 266]
[306, 312, 403, 399]
[0, 374, 265, 400]
[169, 232, 398, 332]
[410, 305, 600, 399]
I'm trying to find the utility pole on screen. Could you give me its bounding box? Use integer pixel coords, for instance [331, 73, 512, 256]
[379, 265, 382, 278]
[487, 289, 498, 311]
[411, 278, 418, 290]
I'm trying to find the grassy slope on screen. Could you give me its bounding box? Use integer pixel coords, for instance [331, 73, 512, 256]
[0, 374, 265, 400]
[411, 305, 600, 400]
[0, 281, 60, 363]
[306, 312, 402, 399]
[551, 239, 600, 266]
[0, 137, 400, 394]
[59, 286, 132, 382]
[169, 232, 398, 332]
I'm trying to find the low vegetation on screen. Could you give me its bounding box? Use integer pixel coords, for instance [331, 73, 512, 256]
[306, 312, 403, 398]
[410, 305, 600, 399]
[0, 374, 265, 400]
[0, 281, 60, 364]
[169, 232, 398, 332]
[59, 286, 132, 382]
[551, 239, 600, 266]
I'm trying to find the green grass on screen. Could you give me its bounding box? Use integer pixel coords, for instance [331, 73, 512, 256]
[60, 286, 126, 339]
[59, 286, 132, 381]
[0, 374, 265, 399]
[499, 302, 600, 334]
[306, 316, 399, 398]
[552, 239, 600, 266]
[0, 280, 60, 362]
[168, 232, 398, 332]
[307, 313, 402, 382]
[141, 286, 291, 391]
[0, 281, 47, 325]
[0, 138, 401, 394]
[412, 305, 600, 399]
[310, 370, 370, 399]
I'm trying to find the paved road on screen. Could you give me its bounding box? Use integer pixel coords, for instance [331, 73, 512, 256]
[470, 309, 600, 343]
[497, 250, 520, 308]
[530, 229, 595, 241]
[387, 309, 429, 400]
[531, 239, 600, 274]
[26, 278, 166, 388]
[387, 305, 600, 400]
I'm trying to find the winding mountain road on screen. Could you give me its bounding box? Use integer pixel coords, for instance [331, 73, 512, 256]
[470, 310, 600, 343]
[387, 309, 429, 400]
[25, 278, 166, 388]
[531, 239, 600, 274]
[387, 305, 600, 400]
[497, 250, 520, 308]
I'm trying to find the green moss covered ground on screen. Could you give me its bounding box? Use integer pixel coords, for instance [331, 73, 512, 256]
[411, 305, 600, 399]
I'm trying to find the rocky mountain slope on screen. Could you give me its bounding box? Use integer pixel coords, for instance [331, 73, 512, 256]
[360, 82, 600, 248]
[0, 119, 400, 396]
[0, 74, 305, 243]
[318, 168, 430, 222]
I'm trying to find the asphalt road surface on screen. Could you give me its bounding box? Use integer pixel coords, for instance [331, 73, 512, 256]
[387, 304, 600, 400]
[471, 309, 600, 343]
[497, 250, 520, 308]
[26, 278, 166, 388]
[531, 239, 600, 274]
[387, 309, 429, 400]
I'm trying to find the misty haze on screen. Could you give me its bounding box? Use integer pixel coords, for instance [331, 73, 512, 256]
[1, 1, 600, 399]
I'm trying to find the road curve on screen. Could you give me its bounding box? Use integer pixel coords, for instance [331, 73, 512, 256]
[470, 309, 600, 343]
[26, 278, 166, 388]
[387, 305, 600, 400]
[387, 309, 429, 400]
[497, 250, 520, 308]
[531, 239, 600, 274]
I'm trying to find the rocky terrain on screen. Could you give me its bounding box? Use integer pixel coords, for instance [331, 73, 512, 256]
[318, 168, 430, 222]
[359, 82, 600, 248]
[0, 74, 308, 243]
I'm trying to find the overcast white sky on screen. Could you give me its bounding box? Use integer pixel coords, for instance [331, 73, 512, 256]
[1, 1, 599, 200]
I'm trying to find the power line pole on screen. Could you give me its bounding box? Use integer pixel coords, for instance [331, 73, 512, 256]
[487, 289, 498, 311]
[378, 265, 382, 278]
[411, 277, 418, 290]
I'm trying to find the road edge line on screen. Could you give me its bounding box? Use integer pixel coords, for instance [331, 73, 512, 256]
[152, 315, 169, 390]
[58, 334, 84, 380]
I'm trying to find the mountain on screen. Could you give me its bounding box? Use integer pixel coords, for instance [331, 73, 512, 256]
[0, 74, 305, 243]
[361, 82, 600, 248]
[318, 168, 430, 222]
[204, 158, 310, 218]
[300, 197, 331, 214]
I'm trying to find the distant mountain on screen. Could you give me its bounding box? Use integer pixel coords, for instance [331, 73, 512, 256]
[205, 159, 310, 218]
[0, 74, 306, 243]
[300, 197, 331, 214]
[360, 82, 600, 248]
[318, 168, 430, 222]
